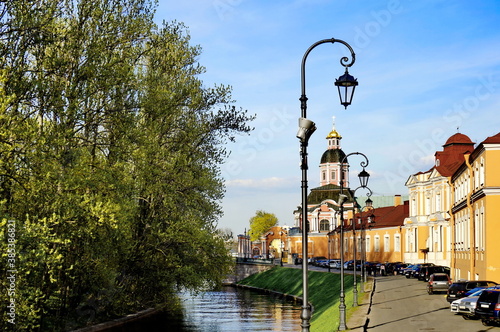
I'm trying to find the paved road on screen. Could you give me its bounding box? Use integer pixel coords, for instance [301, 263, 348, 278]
[365, 275, 500, 332]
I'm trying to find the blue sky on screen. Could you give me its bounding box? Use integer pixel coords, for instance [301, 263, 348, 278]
[154, 0, 500, 234]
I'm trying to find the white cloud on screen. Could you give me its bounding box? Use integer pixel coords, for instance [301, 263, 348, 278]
[226, 177, 296, 189]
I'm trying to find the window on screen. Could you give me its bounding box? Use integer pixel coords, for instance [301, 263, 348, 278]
[439, 225, 444, 252]
[331, 171, 336, 180]
[435, 194, 441, 212]
[374, 236, 380, 252]
[366, 236, 371, 252]
[322, 171, 326, 181]
[319, 219, 329, 231]
[394, 234, 401, 252]
[479, 158, 485, 186]
[384, 235, 390, 252]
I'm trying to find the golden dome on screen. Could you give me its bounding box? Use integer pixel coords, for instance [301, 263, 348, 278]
[326, 129, 341, 138]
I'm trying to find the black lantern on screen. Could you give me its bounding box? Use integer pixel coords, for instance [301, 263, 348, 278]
[335, 69, 358, 109]
[365, 197, 373, 208]
[358, 168, 370, 188]
[368, 213, 376, 226]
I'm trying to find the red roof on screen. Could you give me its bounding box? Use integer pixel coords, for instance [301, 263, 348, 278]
[483, 132, 500, 144]
[434, 133, 475, 177]
[353, 201, 408, 229]
[444, 133, 473, 146]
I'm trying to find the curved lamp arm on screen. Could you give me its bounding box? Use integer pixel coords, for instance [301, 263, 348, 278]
[300, 38, 356, 118]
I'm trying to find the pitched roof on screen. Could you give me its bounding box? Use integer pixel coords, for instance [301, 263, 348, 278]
[353, 201, 409, 229]
[483, 132, 500, 144]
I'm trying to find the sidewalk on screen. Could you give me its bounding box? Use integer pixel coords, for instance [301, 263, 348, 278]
[346, 276, 374, 331]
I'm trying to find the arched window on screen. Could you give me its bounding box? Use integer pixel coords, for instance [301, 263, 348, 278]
[384, 235, 390, 252]
[394, 234, 401, 252]
[374, 236, 380, 252]
[319, 219, 330, 231]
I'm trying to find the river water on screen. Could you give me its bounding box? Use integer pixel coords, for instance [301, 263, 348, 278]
[170, 286, 302, 331]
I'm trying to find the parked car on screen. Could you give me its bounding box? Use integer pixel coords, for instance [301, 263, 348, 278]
[344, 260, 361, 270]
[418, 265, 451, 281]
[450, 293, 481, 320]
[328, 259, 341, 269]
[405, 263, 434, 278]
[450, 286, 500, 320]
[475, 288, 500, 326]
[446, 280, 498, 303]
[310, 256, 327, 266]
[393, 263, 408, 275]
[400, 264, 415, 275]
[427, 273, 451, 294]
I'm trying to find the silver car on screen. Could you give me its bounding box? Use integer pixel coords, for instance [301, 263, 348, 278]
[451, 286, 500, 319]
[427, 273, 451, 294]
[450, 295, 480, 319]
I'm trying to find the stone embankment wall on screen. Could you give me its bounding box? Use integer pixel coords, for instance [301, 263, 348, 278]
[223, 263, 275, 285]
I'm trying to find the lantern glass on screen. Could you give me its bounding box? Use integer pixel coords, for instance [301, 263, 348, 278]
[335, 69, 358, 109]
[358, 169, 370, 187]
[365, 197, 373, 208]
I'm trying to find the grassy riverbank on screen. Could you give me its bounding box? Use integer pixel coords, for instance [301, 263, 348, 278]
[237, 267, 366, 331]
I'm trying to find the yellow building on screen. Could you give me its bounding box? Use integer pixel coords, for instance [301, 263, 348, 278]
[451, 132, 500, 282]
[346, 199, 408, 264]
[404, 133, 474, 266]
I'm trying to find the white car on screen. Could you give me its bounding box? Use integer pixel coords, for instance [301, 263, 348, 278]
[450, 287, 500, 320]
[450, 295, 480, 320]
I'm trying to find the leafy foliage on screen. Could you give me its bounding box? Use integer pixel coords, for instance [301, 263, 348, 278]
[0, 1, 254, 330]
[248, 210, 278, 241]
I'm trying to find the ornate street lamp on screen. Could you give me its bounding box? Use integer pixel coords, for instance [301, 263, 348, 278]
[353, 189, 373, 297]
[296, 38, 357, 332]
[338, 152, 369, 330]
[350, 186, 372, 305]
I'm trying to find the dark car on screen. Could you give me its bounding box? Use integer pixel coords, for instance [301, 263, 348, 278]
[447, 280, 498, 303]
[310, 256, 327, 266]
[418, 265, 450, 281]
[475, 288, 500, 326]
[405, 263, 434, 278]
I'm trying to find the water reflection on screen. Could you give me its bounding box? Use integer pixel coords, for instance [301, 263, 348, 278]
[176, 286, 302, 331]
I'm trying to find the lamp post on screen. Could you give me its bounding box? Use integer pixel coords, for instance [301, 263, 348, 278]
[352, 187, 373, 294]
[367, 211, 376, 282]
[338, 152, 369, 330]
[280, 230, 286, 266]
[296, 38, 357, 332]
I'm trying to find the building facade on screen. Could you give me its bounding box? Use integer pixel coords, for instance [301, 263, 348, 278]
[403, 133, 474, 267]
[451, 132, 500, 281]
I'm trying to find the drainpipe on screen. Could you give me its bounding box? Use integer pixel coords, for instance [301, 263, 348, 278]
[464, 153, 476, 279]
[447, 177, 456, 280]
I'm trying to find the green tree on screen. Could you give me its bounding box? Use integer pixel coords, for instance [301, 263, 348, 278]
[248, 211, 278, 241]
[0, 0, 254, 330]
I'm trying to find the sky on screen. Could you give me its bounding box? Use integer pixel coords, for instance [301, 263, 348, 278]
[154, 0, 500, 235]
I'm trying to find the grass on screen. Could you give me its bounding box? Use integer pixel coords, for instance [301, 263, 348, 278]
[238, 267, 367, 331]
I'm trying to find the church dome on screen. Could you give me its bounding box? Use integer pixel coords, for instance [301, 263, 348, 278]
[326, 128, 341, 138]
[444, 133, 473, 146]
[320, 148, 347, 164]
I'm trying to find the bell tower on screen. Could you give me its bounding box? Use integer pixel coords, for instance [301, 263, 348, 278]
[319, 117, 348, 187]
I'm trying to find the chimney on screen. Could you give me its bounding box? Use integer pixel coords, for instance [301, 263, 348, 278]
[394, 194, 402, 206]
